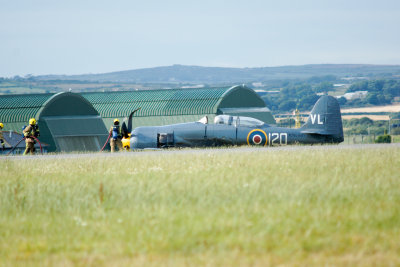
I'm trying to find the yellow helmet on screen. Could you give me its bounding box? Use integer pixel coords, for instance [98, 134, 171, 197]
[29, 118, 36, 125]
[114, 119, 119, 125]
[0, 122, 3, 129]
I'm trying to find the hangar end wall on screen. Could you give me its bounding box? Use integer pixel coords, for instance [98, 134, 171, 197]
[38, 92, 108, 152]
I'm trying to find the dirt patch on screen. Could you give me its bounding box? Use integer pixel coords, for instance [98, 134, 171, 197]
[341, 105, 400, 113]
[342, 115, 390, 121]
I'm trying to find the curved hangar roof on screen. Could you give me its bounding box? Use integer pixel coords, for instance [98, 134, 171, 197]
[81, 85, 275, 126]
[0, 92, 108, 152]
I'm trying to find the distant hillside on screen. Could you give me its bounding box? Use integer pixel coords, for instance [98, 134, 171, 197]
[34, 64, 400, 84]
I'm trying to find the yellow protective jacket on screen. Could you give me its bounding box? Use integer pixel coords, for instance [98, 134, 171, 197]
[23, 125, 38, 143]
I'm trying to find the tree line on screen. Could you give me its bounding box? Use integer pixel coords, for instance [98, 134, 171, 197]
[346, 79, 400, 106]
[261, 78, 400, 113]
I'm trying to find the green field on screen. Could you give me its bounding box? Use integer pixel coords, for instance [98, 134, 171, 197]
[1, 146, 400, 266]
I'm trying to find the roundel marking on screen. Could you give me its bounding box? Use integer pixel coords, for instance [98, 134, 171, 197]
[247, 129, 268, 146]
[253, 135, 262, 144]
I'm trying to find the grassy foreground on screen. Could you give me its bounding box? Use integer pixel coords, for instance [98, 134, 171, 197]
[1, 146, 400, 266]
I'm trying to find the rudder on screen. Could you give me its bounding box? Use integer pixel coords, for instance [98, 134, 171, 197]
[301, 95, 343, 142]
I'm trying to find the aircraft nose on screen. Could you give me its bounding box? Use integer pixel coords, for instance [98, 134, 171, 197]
[130, 131, 138, 149]
[129, 126, 159, 149]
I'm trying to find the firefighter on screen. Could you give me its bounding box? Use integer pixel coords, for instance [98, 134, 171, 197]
[23, 118, 40, 155]
[0, 122, 5, 151]
[109, 119, 123, 152]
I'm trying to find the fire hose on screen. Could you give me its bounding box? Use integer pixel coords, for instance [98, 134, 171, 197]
[100, 132, 112, 152]
[32, 136, 43, 154]
[6, 136, 43, 156]
[6, 137, 25, 156]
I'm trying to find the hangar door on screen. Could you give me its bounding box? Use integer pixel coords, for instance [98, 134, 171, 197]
[42, 116, 107, 152]
[37, 92, 108, 152]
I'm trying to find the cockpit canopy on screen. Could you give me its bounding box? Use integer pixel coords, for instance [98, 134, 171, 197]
[214, 115, 264, 127]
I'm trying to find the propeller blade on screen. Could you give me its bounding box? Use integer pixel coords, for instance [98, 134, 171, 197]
[128, 107, 141, 132]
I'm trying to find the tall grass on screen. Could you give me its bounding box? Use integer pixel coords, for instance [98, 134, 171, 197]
[1, 146, 400, 266]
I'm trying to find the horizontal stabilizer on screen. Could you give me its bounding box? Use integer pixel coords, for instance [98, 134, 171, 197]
[301, 129, 331, 135]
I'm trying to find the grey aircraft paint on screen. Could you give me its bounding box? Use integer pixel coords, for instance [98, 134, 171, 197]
[130, 95, 344, 149]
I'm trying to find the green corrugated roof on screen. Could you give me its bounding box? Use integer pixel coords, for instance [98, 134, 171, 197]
[1, 85, 274, 131]
[0, 93, 53, 123]
[80, 87, 230, 118]
[0, 93, 53, 109]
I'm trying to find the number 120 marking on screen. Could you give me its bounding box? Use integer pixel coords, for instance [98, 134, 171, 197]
[268, 133, 287, 145]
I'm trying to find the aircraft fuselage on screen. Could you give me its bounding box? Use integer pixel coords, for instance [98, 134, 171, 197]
[131, 122, 341, 149]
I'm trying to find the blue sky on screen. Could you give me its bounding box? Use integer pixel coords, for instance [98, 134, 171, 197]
[1, 0, 400, 76]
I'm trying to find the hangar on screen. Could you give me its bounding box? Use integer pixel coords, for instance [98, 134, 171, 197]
[81, 85, 275, 128]
[0, 85, 275, 152]
[0, 92, 108, 152]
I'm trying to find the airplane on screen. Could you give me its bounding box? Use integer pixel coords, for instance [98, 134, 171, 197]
[130, 95, 344, 149]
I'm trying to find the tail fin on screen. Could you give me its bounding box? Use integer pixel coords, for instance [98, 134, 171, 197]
[301, 95, 343, 142]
